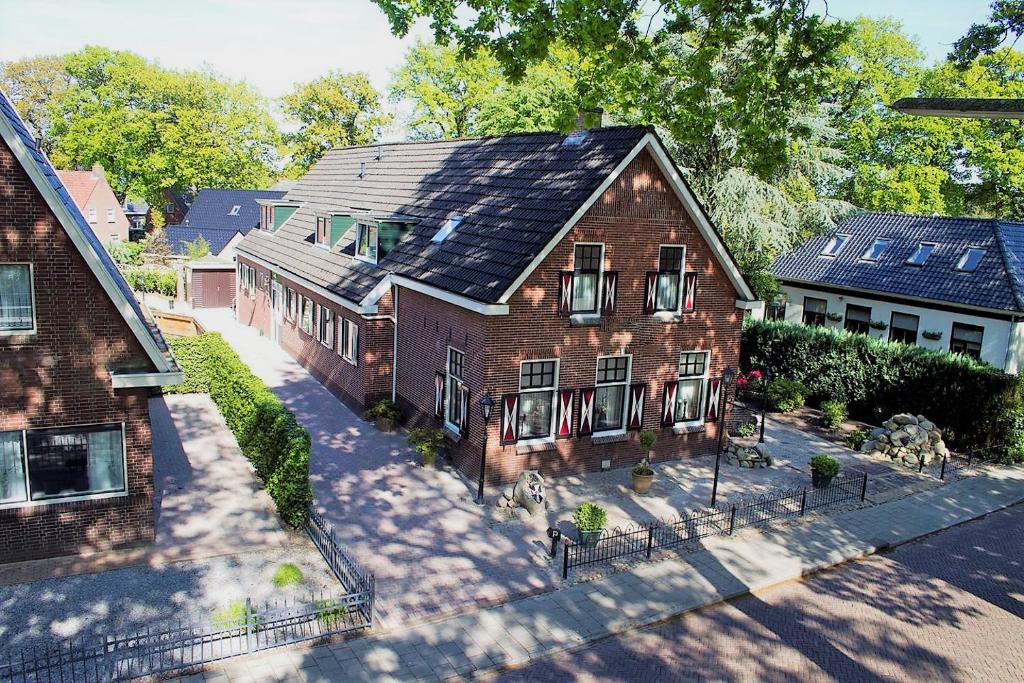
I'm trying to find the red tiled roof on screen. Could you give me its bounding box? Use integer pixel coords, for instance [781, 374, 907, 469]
[55, 170, 100, 208]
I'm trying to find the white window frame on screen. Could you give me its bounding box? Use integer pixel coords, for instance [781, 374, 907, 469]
[517, 358, 560, 444]
[285, 288, 296, 322]
[676, 350, 710, 426]
[300, 296, 314, 335]
[88, 207, 97, 223]
[316, 304, 335, 349]
[355, 223, 379, 264]
[315, 215, 331, 249]
[0, 422, 128, 510]
[0, 262, 37, 336]
[593, 354, 632, 435]
[340, 318, 358, 365]
[106, 208, 115, 223]
[861, 238, 892, 262]
[570, 242, 604, 319]
[821, 233, 850, 257]
[956, 247, 986, 272]
[444, 346, 467, 434]
[229, 205, 241, 216]
[654, 243, 686, 315]
[906, 242, 936, 266]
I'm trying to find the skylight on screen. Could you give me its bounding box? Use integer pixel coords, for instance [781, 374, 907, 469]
[906, 242, 936, 266]
[861, 238, 891, 262]
[821, 234, 850, 257]
[228, 205, 241, 216]
[563, 131, 588, 146]
[432, 215, 463, 243]
[956, 247, 986, 272]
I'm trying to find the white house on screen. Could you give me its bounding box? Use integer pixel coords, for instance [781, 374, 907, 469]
[767, 211, 1024, 373]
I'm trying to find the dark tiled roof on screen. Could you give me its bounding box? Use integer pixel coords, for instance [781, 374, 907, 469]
[891, 97, 1024, 119]
[239, 126, 651, 304]
[773, 211, 1024, 312]
[0, 88, 175, 361]
[182, 188, 285, 232]
[166, 225, 242, 256]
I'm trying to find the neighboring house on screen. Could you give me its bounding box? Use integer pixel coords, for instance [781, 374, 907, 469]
[155, 188, 193, 229]
[0, 90, 182, 562]
[235, 126, 758, 484]
[122, 199, 149, 238]
[56, 165, 130, 246]
[769, 211, 1024, 373]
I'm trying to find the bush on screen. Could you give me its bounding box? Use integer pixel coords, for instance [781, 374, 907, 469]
[639, 430, 657, 451]
[743, 319, 1024, 451]
[632, 459, 654, 476]
[123, 266, 177, 297]
[820, 400, 848, 431]
[108, 240, 145, 266]
[272, 563, 304, 588]
[364, 399, 402, 423]
[166, 333, 313, 527]
[407, 427, 445, 466]
[846, 429, 870, 451]
[810, 454, 841, 477]
[573, 502, 608, 531]
[767, 378, 808, 412]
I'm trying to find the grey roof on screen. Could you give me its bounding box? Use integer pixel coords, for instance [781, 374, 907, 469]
[772, 211, 1024, 312]
[892, 97, 1024, 120]
[239, 126, 651, 304]
[182, 188, 285, 232]
[166, 225, 241, 256]
[0, 88, 174, 361]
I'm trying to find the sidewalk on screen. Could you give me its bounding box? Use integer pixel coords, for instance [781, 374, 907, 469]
[180, 464, 1024, 682]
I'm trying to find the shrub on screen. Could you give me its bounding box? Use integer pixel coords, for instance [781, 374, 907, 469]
[736, 422, 756, 438]
[122, 265, 177, 297]
[272, 563, 304, 588]
[364, 399, 402, 423]
[767, 378, 807, 412]
[846, 429, 870, 451]
[743, 319, 1024, 451]
[407, 427, 445, 466]
[166, 333, 313, 527]
[810, 454, 841, 477]
[573, 502, 608, 531]
[211, 601, 261, 630]
[108, 240, 145, 266]
[639, 430, 657, 451]
[820, 400, 848, 431]
[632, 459, 654, 476]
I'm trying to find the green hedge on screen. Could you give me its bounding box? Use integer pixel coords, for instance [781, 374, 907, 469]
[165, 333, 313, 527]
[742, 319, 1024, 453]
[123, 266, 177, 297]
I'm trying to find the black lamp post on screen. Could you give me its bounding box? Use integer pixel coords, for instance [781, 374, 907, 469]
[475, 393, 495, 505]
[710, 366, 736, 507]
[759, 367, 772, 444]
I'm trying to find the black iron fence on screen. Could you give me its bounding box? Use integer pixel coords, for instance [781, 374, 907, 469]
[561, 472, 867, 578]
[940, 444, 1009, 479]
[0, 508, 375, 683]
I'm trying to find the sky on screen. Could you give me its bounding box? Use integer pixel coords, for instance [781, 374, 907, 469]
[0, 0, 1000, 101]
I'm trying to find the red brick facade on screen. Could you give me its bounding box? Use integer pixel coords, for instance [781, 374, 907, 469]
[239, 148, 744, 485]
[0, 138, 158, 562]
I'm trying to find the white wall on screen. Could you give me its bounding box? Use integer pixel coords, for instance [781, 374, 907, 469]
[771, 284, 1016, 372]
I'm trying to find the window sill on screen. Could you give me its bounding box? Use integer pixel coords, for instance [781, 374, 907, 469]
[591, 431, 628, 445]
[672, 422, 706, 435]
[569, 314, 601, 327]
[516, 439, 557, 455]
[0, 328, 36, 339]
[340, 355, 357, 367]
[0, 489, 128, 512]
[444, 425, 462, 443]
[653, 311, 683, 323]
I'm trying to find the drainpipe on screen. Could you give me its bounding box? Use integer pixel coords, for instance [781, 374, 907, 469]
[1005, 315, 1019, 373]
[391, 283, 399, 402]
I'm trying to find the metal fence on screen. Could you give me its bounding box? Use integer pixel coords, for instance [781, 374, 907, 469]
[940, 445, 1008, 479]
[0, 508, 375, 683]
[561, 472, 867, 578]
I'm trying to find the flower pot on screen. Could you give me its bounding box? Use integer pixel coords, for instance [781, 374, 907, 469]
[811, 471, 835, 488]
[376, 416, 396, 433]
[578, 528, 604, 548]
[421, 450, 437, 468]
[631, 471, 654, 494]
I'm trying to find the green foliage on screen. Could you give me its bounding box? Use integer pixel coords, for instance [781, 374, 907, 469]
[123, 267, 176, 297]
[572, 502, 608, 532]
[313, 598, 349, 626]
[364, 399, 402, 423]
[736, 422, 756, 438]
[767, 378, 808, 413]
[743, 319, 1024, 451]
[281, 71, 390, 176]
[950, 0, 1024, 67]
[632, 459, 654, 477]
[182, 235, 210, 260]
[211, 601, 261, 631]
[810, 454, 841, 477]
[820, 400, 849, 431]
[846, 429, 870, 451]
[107, 240, 145, 266]
[272, 563, 304, 588]
[166, 334, 313, 527]
[0, 54, 70, 152]
[407, 427, 445, 465]
[638, 430, 657, 451]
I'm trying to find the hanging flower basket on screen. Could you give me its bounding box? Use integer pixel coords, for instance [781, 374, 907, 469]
[825, 312, 844, 322]
[922, 330, 943, 341]
[868, 320, 888, 331]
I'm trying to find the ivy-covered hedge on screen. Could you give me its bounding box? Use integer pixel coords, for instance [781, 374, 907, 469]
[742, 319, 1024, 453]
[165, 333, 313, 526]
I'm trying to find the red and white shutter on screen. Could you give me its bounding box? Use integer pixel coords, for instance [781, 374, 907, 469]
[661, 381, 678, 427]
[644, 271, 658, 314]
[434, 372, 445, 419]
[556, 389, 575, 439]
[500, 393, 520, 444]
[558, 272, 573, 317]
[627, 383, 646, 430]
[578, 387, 596, 437]
[459, 385, 471, 436]
[706, 378, 722, 421]
[683, 273, 697, 312]
[601, 271, 617, 315]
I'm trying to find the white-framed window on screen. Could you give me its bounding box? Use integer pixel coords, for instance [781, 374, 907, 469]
[229, 205, 241, 216]
[861, 238, 891, 262]
[594, 355, 631, 433]
[676, 351, 709, 423]
[655, 245, 685, 312]
[0, 264, 36, 334]
[906, 242, 936, 266]
[109, 234, 121, 244]
[315, 216, 330, 248]
[285, 288, 296, 322]
[340, 318, 358, 364]
[445, 347, 466, 432]
[956, 247, 986, 272]
[87, 207, 97, 223]
[300, 296, 313, 335]
[821, 234, 850, 257]
[571, 243, 603, 314]
[0, 423, 127, 508]
[316, 304, 335, 348]
[518, 359, 558, 440]
[106, 208, 115, 223]
[355, 223, 378, 264]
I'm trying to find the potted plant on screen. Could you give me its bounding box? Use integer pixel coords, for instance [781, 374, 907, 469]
[868, 319, 888, 331]
[922, 330, 943, 341]
[810, 454, 841, 488]
[407, 427, 445, 467]
[573, 502, 608, 548]
[825, 312, 843, 322]
[364, 399, 402, 433]
[631, 459, 655, 494]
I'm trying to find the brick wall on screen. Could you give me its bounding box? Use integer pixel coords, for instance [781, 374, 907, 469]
[0, 138, 157, 562]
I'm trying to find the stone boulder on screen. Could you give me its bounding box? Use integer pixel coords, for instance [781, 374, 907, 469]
[860, 413, 946, 469]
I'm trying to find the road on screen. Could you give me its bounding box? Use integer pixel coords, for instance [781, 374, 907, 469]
[490, 502, 1024, 682]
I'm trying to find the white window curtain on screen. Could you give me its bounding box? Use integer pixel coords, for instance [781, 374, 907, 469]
[0, 264, 33, 331]
[86, 428, 124, 493]
[0, 431, 26, 503]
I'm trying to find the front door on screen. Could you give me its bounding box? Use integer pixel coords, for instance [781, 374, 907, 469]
[271, 280, 283, 343]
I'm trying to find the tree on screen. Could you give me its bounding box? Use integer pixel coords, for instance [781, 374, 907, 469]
[950, 0, 1024, 67]
[182, 235, 211, 260]
[0, 54, 71, 152]
[281, 71, 390, 176]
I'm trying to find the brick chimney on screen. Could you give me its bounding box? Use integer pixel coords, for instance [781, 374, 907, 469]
[91, 163, 104, 179]
[575, 107, 604, 130]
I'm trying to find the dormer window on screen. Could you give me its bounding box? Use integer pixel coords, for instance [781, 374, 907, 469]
[861, 238, 891, 262]
[315, 215, 330, 248]
[956, 247, 986, 272]
[906, 242, 936, 266]
[356, 223, 378, 264]
[821, 234, 850, 257]
[228, 205, 241, 216]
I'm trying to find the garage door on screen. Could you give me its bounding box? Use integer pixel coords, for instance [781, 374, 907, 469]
[192, 269, 236, 308]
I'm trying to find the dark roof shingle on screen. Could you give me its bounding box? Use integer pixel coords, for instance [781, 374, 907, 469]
[166, 225, 242, 256]
[182, 188, 285, 232]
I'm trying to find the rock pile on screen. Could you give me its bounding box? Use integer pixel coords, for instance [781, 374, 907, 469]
[860, 413, 948, 467]
[495, 470, 547, 515]
[724, 442, 773, 468]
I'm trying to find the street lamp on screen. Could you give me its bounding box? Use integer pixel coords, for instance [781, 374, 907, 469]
[475, 393, 495, 505]
[759, 367, 772, 444]
[710, 366, 736, 507]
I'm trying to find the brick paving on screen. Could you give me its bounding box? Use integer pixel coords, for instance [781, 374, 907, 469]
[492, 502, 1024, 683]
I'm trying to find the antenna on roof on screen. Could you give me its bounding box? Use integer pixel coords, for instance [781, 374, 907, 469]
[359, 161, 366, 178]
[375, 144, 382, 161]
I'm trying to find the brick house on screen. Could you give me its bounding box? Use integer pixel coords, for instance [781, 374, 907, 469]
[235, 126, 757, 484]
[56, 164, 131, 246]
[0, 90, 183, 562]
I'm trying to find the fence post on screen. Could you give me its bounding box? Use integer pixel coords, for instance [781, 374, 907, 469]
[728, 505, 737, 535]
[800, 489, 807, 516]
[940, 454, 947, 480]
[562, 542, 569, 580]
[646, 524, 655, 558]
[244, 598, 253, 653]
[968, 451, 973, 468]
[918, 454, 925, 473]
[860, 472, 868, 501]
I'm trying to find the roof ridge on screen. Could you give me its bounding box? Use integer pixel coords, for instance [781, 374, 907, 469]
[325, 124, 653, 153]
[853, 209, 999, 222]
